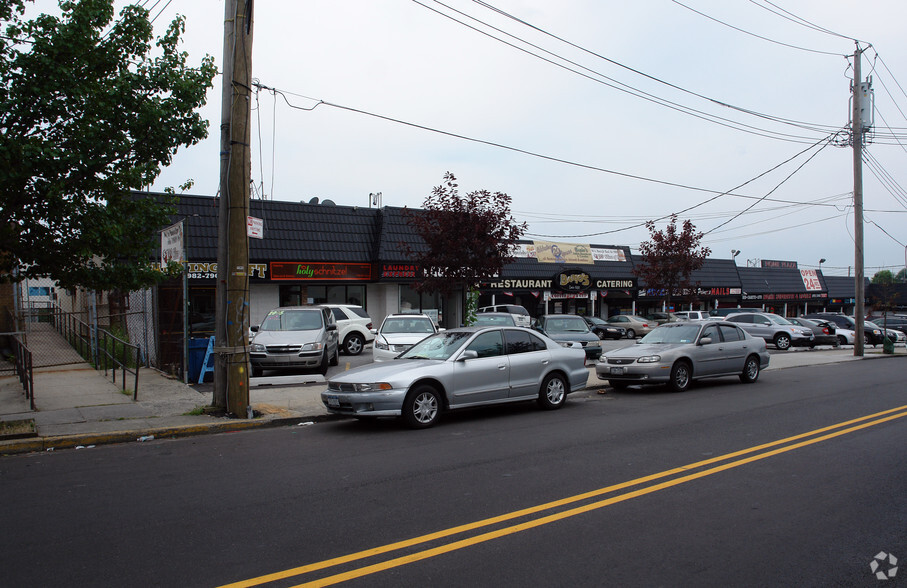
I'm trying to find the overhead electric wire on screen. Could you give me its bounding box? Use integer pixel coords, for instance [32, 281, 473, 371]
[469, 0, 843, 135]
[417, 0, 831, 144]
[670, 0, 845, 56]
[747, 0, 859, 42]
[704, 136, 834, 235]
[863, 152, 907, 209]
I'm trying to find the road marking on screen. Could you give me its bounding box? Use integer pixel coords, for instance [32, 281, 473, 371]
[220, 405, 907, 588]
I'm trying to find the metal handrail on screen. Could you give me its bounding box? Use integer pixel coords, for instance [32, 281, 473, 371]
[50, 305, 142, 399]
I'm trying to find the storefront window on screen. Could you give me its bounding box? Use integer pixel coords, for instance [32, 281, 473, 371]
[303, 285, 367, 307]
[279, 285, 303, 307]
[399, 285, 443, 324]
[188, 287, 216, 337]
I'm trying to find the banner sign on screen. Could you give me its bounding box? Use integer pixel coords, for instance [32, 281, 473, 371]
[161, 221, 184, 265]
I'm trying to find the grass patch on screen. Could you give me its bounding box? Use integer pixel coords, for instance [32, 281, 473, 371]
[0, 419, 37, 439]
[183, 406, 206, 416]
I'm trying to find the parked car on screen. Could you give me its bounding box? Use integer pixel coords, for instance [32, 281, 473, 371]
[249, 305, 339, 377]
[833, 326, 856, 346]
[582, 316, 627, 340]
[472, 312, 516, 327]
[605, 314, 653, 339]
[674, 310, 710, 321]
[533, 314, 602, 360]
[372, 313, 439, 362]
[723, 312, 814, 350]
[874, 316, 907, 337]
[595, 320, 770, 392]
[477, 304, 531, 327]
[324, 304, 374, 356]
[786, 317, 839, 347]
[865, 320, 906, 344]
[803, 313, 885, 345]
[323, 326, 588, 428]
[645, 312, 685, 325]
[709, 307, 763, 318]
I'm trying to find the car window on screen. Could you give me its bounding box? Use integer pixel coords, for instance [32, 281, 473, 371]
[402, 332, 470, 360]
[261, 309, 322, 331]
[330, 308, 348, 321]
[611, 316, 627, 323]
[474, 315, 515, 326]
[718, 324, 742, 341]
[347, 307, 370, 319]
[466, 330, 504, 358]
[754, 316, 771, 325]
[640, 324, 701, 344]
[727, 314, 751, 323]
[701, 325, 720, 343]
[504, 330, 535, 354]
[767, 315, 792, 325]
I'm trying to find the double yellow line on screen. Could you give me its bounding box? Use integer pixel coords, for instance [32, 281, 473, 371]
[222, 405, 907, 588]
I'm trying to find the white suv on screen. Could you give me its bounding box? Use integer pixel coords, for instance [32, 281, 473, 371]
[674, 310, 710, 320]
[324, 304, 375, 356]
[372, 313, 438, 362]
[478, 304, 531, 327]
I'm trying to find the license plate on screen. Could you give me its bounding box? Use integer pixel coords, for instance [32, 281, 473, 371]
[326, 395, 340, 407]
[610, 367, 625, 375]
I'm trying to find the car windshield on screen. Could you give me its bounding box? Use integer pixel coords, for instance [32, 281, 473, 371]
[544, 317, 590, 333]
[640, 324, 702, 344]
[260, 309, 322, 331]
[587, 317, 607, 326]
[767, 314, 793, 325]
[399, 331, 472, 360]
[381, 317, 435, 334]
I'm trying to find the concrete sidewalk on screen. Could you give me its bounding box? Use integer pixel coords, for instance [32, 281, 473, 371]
[1, 345, 903, 455]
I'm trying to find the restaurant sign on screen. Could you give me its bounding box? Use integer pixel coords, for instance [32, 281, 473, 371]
[270, 262, 372, 281]
[553, 269, 591, 292]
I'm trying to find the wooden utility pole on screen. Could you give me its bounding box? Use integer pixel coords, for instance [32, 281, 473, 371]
[852, 44, 865, 357]
[214, 0, 253, 415]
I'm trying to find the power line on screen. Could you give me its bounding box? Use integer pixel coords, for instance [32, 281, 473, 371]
[469, 0, 843, 135]
[747, 0, 858, 42]
[671, 0, 845, 56]
[415, 0, 832, 144]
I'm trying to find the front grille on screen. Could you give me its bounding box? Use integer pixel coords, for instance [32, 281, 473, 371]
[607, 358, 635, 365]
[265, 345, 302, 354]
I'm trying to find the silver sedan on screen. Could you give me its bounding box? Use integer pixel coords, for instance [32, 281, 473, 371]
[595, 320, 770, 392]
[323, 326, 588, 428]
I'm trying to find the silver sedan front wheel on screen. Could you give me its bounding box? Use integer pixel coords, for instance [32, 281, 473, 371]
[402, 385, 441, 428]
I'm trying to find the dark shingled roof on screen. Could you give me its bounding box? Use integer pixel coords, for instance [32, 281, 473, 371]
[632, 257, 742, 288]
[738, 267, 819, 294]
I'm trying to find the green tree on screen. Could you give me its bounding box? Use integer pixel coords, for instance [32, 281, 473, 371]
[0, 0, 216, 290]
[634, 215, 711, 311]
[896, 268, 907, 283]
[402, 172, 527, 324]
[871, 270, 895, 285]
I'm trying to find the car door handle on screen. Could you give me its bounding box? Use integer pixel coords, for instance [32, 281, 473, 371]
[498, 364, 507, 371]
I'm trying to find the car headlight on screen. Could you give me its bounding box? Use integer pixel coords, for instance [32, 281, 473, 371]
[375, 339, 389, 350]
[586, 340, 600, 347]
[637, 355, 661, 363]
[301, 342, 324, 352]
[872, 329, 881, 335]
[351, 382, 392, 392]
[251, 343, 265, 352]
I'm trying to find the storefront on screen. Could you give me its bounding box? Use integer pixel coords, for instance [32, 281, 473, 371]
[634, 258, 743, 316]
[737, 262, 828, 317]
[479, 241, 636, 318]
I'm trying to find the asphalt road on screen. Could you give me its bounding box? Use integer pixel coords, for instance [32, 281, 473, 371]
[1, 359, 904, 587]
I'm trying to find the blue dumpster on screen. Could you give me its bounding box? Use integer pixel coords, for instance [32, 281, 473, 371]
[188, 337, 215, 383]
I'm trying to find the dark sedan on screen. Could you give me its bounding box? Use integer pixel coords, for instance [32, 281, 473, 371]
[787, 317, 839, 347]
[582, 316, 627, 340]
[533, 314, 602, 360]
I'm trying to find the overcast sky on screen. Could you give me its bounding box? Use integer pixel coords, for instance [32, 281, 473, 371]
[42, 1, 907, 276]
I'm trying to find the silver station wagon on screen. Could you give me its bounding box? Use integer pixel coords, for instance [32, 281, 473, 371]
[323, 326, 588, 428]
[596, 320, 770, 392]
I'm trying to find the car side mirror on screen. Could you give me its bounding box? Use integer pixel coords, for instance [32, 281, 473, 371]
[699, 336, 713, 345]
[370, 328, 378, 335]
[458, 350, 478, 361]
[326, 324, 337, 331]
[250, 325, 259, 333]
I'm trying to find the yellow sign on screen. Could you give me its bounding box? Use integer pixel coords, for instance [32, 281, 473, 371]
[535, 241, 593, 264]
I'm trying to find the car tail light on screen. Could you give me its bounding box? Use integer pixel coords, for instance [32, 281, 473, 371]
[366, 322, 373, 329]
[823, 327, 830, 334]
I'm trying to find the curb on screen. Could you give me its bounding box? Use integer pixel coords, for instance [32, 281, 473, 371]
[0, 413, 343, 456]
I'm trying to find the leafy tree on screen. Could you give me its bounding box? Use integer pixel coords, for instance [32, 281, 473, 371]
[0, 0, 217, 290]
[871, 270, 895, 285]
[634, 214, 710, 310]
[896, 268, 907, 283]
[402, 172, 527, 320]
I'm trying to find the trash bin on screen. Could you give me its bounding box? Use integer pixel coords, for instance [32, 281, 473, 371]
[188, 337, 214, 383]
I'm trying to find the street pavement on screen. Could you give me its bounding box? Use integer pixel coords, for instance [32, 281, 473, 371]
[1, 343, 904, 455]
